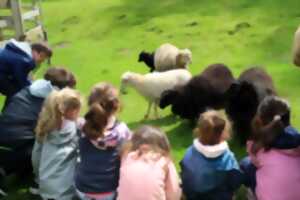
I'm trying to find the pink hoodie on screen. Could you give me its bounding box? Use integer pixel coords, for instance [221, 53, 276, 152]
[247, 142, 300, 200]
[117, 151, 181, 200]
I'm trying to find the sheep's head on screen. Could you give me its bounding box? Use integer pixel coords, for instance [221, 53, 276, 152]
[120, 71, 132, 94]
[138, 51, 147, 62]
[176, 49, 192, 69]
[225, 81, 259, 125]
[159, 90, 179, 109]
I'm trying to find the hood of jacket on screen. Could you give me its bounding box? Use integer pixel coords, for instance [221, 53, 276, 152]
[29, 79, 55, 98]
[7, 39, 32, 57]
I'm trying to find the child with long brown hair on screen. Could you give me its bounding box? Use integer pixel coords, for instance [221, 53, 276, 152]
[180, 110, 242, 200]
[117, 125, 182, 200]
[32, 88, 82, 200]
[246, 96, 300, 200]
[74, 82, 131, 200]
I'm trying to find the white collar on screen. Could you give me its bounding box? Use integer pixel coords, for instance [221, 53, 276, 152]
[193, 139, 228, 158]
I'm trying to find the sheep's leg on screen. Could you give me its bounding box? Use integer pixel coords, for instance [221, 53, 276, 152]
[154, 104, 160, 119]
[144, 102, 152, 119]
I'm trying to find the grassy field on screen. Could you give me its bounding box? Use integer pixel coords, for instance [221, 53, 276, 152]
[2, 0, 300, 199]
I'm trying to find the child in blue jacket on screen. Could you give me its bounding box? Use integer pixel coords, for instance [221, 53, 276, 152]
[180, 110, 243, 200]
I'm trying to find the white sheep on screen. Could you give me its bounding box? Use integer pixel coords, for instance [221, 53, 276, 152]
[139, 43, 192, 72]
[0, 26, 46, 48]
[293, 26, 300, 67]
[120, 69, 192, 119]
[23, 26, 46, 44]
[154, 43, 192, 71]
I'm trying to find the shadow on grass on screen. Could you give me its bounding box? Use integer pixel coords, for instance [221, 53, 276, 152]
[127, 114, 181, 129]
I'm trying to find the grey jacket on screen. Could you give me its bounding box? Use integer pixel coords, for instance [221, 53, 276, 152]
[32, 119, 78, 200]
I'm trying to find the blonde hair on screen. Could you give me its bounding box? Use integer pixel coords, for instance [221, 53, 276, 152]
[36, 88, 81, 141]
[195, 110, 231, 145]
[121, 125, 171, 158]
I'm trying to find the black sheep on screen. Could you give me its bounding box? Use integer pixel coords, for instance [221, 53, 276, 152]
[138, 51, 155, 72]
[160, 63, 235, 120]
[225, 67, 276, 144]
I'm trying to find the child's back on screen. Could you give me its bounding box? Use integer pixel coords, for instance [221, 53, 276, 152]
[117, 125, 181, 200]
[33, 119, 78, 200]
[248, 142, 300, 200]
[180, 110, 242, 200]
[75, 121, 131, 193]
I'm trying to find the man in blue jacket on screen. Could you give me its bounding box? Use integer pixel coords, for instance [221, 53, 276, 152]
[0, 67, 76, 196]
[0, 39, 52, 108]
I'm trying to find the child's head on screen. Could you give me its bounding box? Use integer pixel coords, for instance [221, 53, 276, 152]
[195, 110, 231, 145]
[88, 82, 120, 114]
[251, 96, 290, 153]
[44, 67, 76, 89]
[36, 88, 81, 141]
[123, 125, 171, 157]
[83, 82, 120, 140]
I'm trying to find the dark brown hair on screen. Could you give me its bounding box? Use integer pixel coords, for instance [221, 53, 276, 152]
[195, 110, 230, 145]
[251, 96, 290, 154]
[83, 82, 120, 140]
[44, 67, 76, 89]
[31, 42, 53, 58]
[82, 103, 108, 140]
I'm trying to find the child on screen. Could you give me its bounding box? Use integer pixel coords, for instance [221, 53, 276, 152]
[75, 82, 131, 200]
[246, 96, 300, 200]
[32, 88, 81, 200]
[117, 125, 182, 200]
[180, 110, 242, 200]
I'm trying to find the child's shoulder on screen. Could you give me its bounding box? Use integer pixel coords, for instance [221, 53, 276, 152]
[113, 121, 132, 139]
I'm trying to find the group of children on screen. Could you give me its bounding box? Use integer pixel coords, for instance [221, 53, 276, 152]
[28, 73, 300, 200]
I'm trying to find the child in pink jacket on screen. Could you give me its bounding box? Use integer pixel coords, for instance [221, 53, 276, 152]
[247, 96, 300, 200]
[117, 125, 181, 200]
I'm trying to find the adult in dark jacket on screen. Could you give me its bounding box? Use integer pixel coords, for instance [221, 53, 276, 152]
[0, 39, 52, 108]
[0, 67, 76, 177]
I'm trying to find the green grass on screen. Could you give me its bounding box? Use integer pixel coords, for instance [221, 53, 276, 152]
[2, 0, 300, 199]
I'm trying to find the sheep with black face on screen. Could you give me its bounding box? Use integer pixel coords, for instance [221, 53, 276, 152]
[160, 63, 235, 120]
[138, 43, 192, 72]
[225, 67, 277, 144]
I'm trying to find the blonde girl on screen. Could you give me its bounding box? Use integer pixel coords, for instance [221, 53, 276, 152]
[32, 88, 81, 200]
[117, 125, 182, 200]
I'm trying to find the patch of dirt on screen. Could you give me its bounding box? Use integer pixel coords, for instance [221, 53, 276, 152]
[185, 21, 198, 27]
[101, 69, 109, 74]
[146, 26, 163, 34]
[117, 48, 130, 55]
[62, 16, 80, 25]
[228, 22, 251, 35]
[117, 14, 127, 20]
[52, 41, 71, 49]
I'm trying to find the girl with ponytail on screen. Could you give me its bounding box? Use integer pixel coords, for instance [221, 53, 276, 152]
[75, 82, 131, 200]
[242, 96, 300, 200]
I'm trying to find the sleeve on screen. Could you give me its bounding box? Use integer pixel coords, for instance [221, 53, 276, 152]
[31, 140, 42, 183]
[165, 161, 182, 200]
[246, 141, 261, 168]
[11, 61, 32, 90]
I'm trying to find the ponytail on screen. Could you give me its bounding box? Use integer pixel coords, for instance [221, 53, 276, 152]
[82, 103, 109, 140]
[251, 115, 285, 154]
